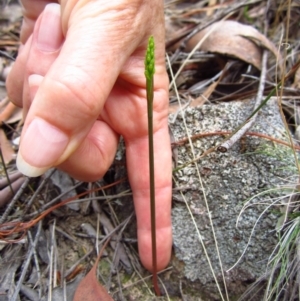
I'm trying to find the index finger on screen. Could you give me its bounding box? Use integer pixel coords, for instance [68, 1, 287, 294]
[20, 0, 57, 43]
[126, 123, 172, 271]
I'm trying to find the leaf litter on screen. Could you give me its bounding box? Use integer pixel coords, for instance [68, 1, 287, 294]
[1, 0, 300, 300]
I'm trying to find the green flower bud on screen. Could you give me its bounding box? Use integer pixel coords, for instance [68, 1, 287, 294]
[144, 36, 155, 80]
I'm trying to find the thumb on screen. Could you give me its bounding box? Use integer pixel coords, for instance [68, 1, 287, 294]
[17, 2, 149, 176]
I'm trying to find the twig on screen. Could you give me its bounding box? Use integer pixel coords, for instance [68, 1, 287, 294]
[11, 222, 42, 301]
[25, 180, 83, 218]
[116, 268, 125, 301]
[64, 214, 133, 278]
[20, 285, 39, 301]
[0, 149, 14, 195]
[0, 170, 22, 188]
[48, 220, 57, 301]
[0, 176, 30, 223]
[0, 50, 15, 61]
[0, 176, 25, 209]
[55, 225, 78, 243]
[218, 52, 268, 151]
[22, 169, 56, 216]
[28, 230, 42, 299]
[107, 213, 132, 291]
[0, 178, 126, 241]
[173, 130, 300, 151]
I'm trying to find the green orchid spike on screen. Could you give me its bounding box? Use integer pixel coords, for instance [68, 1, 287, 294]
[145, 36, 155, 80]
[144, 36, 160, 296]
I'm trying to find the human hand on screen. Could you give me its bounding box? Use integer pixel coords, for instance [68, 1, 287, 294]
[6, 0, 172, 272]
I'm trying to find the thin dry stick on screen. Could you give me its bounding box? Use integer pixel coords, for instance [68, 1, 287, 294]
[0, 178, 126, 242]
[96, 212, 100, 255]
[48, 220, 56, 301]
[11, 221, 42, 301]
[20, 284, 39, 301]
[0, 148, 14, 195]
[64, 214, 133, 278]
[25, 180, 83, 218]
[0, 170, 22, 188]
[0, 176, 30, 223]
[0, 176, 25, 209]
[173, 130, 300, 151]
[218, 50, 268, 151]
[28, 230, 42, 299]
[106, 213, 132, 292]
[22, 169, 56, 216]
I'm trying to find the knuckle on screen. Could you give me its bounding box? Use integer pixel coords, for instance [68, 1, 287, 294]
[48, 71, 100, 121]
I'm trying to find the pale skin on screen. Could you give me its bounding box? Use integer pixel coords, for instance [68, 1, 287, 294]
[6, 0, 172, 271]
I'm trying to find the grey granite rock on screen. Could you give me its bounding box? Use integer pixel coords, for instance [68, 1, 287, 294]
[169, 98, 296, 299]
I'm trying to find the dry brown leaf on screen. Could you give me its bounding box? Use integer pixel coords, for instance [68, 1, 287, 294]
[0, 170, 22, 189]
[99, 211, 131, 271]
[0, 128, 15, 164]
[186, 20, 282, 71]
[0, 176, 25, 208]
[0, 101, 22, 124]
[73, 239, 114, 301]
[5, 106, 23, 124]
[191, 81, 218, 107]
[206, 0, 217, 16]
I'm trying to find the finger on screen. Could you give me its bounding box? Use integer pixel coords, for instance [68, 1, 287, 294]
[20, 0, 57, 43]
[6, 3, 63, 109]
[22, 3, 64, 112]
[24, 78, 119, 182]
[17, 2, 150, 177]
[57, 120, 119, 182]
[6, 41, 31, 107]
[126, 113, 172, 271]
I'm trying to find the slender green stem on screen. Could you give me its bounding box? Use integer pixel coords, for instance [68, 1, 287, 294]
[145, 36, 160, 296]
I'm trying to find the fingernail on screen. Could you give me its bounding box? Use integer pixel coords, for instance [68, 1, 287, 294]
[17, 118, 69, 177]
[17, 152, 49, 177]
[37, 3, 63, 52]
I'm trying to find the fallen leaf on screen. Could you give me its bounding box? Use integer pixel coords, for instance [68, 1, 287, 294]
[73, 239, 114, 301]
[99, 211, 132, 272]
[185, 20, 282, 71]
[0, 128, 16, 164]
[46, 169, 79, 211]
[0, 170, 22, 189]
[191, 81, 218, 107]
[0, 176, 25, 208]
[5, 106, 22, 124]
[206, 0, 217, 16]
[0, 101, 19, 124]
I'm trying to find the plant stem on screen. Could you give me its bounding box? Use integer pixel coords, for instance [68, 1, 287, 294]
[145, 36, 160, 296]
